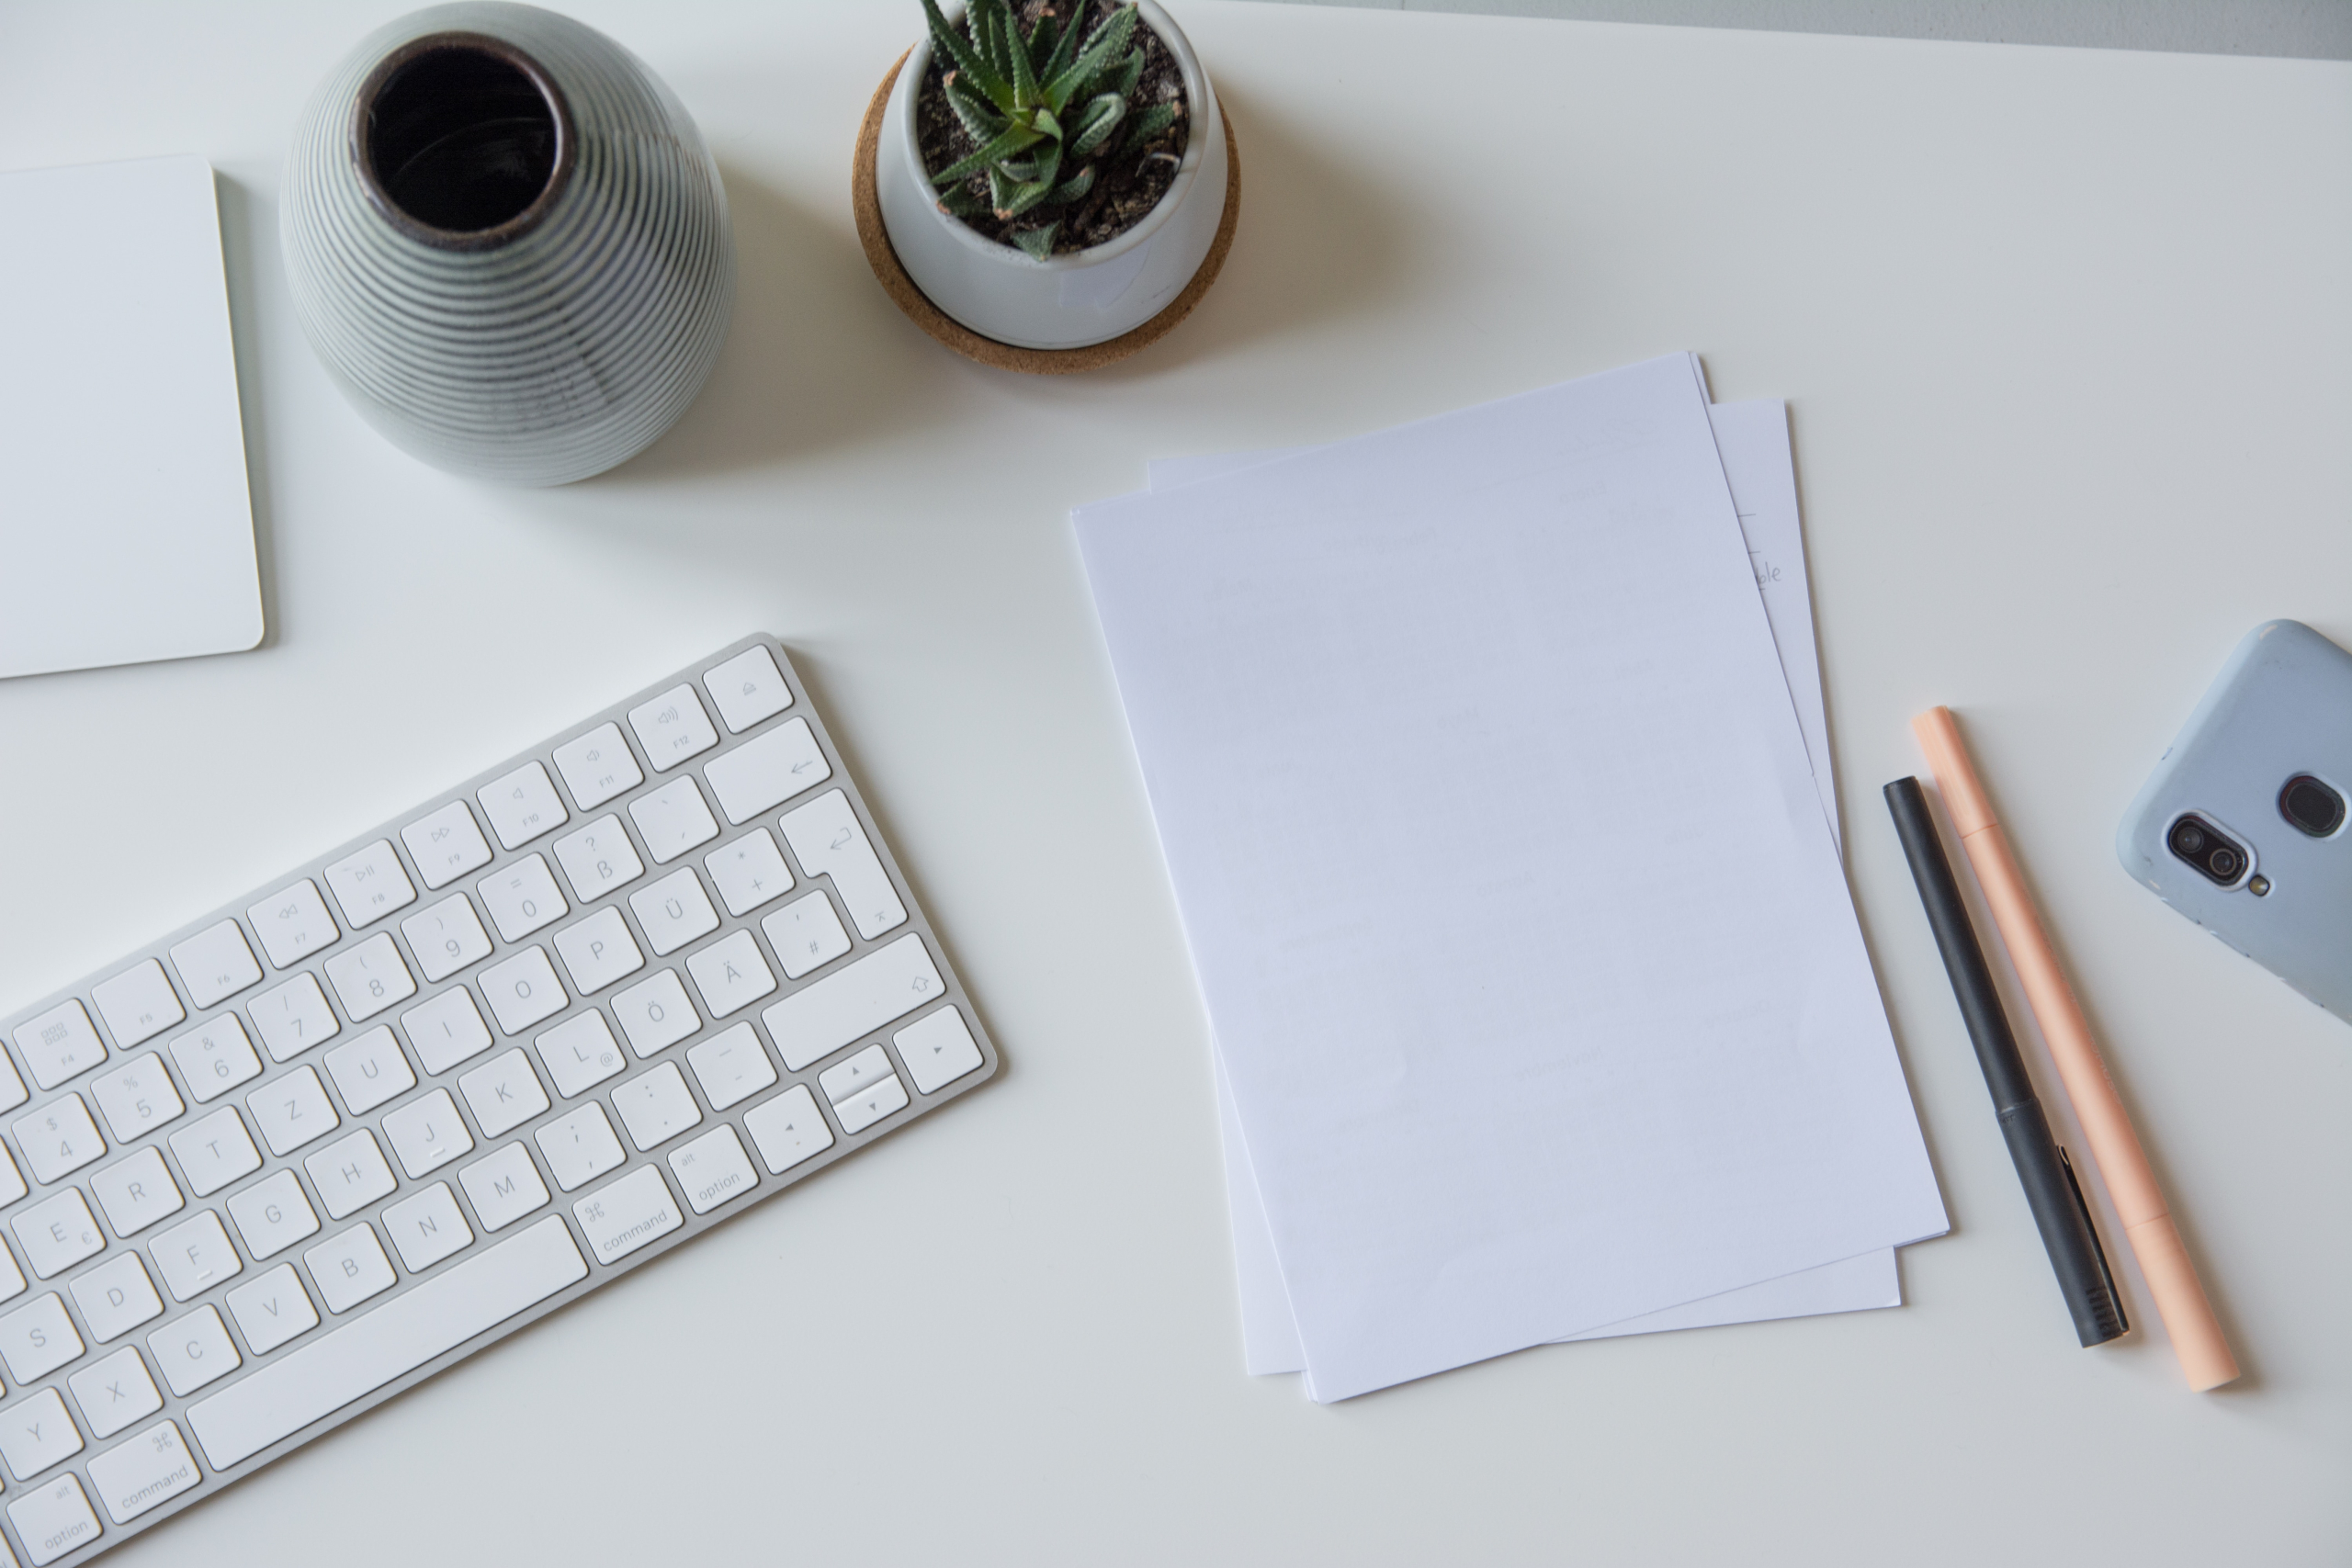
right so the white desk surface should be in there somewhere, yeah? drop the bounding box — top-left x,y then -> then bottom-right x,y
3,4 -> 2346,1563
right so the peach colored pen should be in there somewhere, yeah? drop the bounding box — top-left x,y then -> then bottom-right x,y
1914,706 -> 2238,1390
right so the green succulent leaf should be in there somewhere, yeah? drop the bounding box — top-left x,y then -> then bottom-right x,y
1012,221 -> 1060,260
945,74 -> 1009,141
1101,47 -> 1144,104
932,120 -> 1046,186
935,182 -> 988,219
1069,92 -> 1125,156
1120,100 -> 1177,153
1005,1 -> 1040,101
1043,2 -> 1136,114
973,0 -> 1013,83
1049,164 -> 1096,205
923,0 -> 1012,112
1040,1 -> 1086,84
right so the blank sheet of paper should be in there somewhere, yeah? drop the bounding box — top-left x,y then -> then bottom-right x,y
1077,355 -> 1945,1400
0,155 -> 262,681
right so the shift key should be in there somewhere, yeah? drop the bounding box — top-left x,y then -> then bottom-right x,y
760,934 -> 941,1071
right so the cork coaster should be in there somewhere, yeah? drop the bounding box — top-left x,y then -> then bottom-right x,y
852,51 -> 1240,375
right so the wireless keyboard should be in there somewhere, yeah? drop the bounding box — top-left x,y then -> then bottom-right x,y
0,636 -> 997,1566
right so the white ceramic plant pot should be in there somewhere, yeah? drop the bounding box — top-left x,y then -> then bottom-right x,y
876,0 -> 1227,351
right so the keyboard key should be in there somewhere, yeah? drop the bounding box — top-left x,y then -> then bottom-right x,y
15,1000 -> 107,1090
831,1072 -> 909,1135
400,800 -> 493,891
7,1471 -> 101,1565
0,1387 -> 83,1483
322,1026 -> 414,1115
324,934 -> 414,1023
14,1093 -> 107,1184
760,889 -> 851,981
14,1190 -> 106,1278
479,948 -> 566,1035
0,1294 -> 84,1383
381,1089 -> 472,1179
535,1104 -> 625,1192
552,814 -> 645,903
741,1085 -> 833,1175
304,1225 -> 396,1314
612,969 -> 697,1057
250,972 -> 340,1062
187,1218 -> 584,1471
780,788 -> 907,940
85,1418 -> 201,1525
458,1049 -> 548,1138
225,1170 -> 319,1261
669,1124 -> 758,1214
685,1022 -> 775,1111
0,1144 -> 23,1210
69,1253 -> 163,1343
148,1306 -> 240,1396
704,828 -> 795,917
321,840 -> 416,930
551,906 -> 644,995
383,1183 -> 472,1272
761,933 -> 943,1071
629,868 -> 718,955
168,1013 -> 264,1102
400,987 -> 493,1074
246,879 -> 339,969
551,722 -> 643,812
91,959 -> 184,1050
167,919 -> 262,1010
69,1347 -> 162,1440
478,853 -> 568,943
477,761 -> 569,851
572,1166 -> 682,1265
246,1065 -> 339,1157
150,1212 -> 242,1302
89,1051 -> 185,1144
458,1144 -> 548,1233
304,1130 -> 397,1222
630,775 -> 719,863
704,717 -> 831,824
895,1006 -> 985,1095
90,1146 -> 184,1238
818,1043 -> 895,1107
684,929 -> 775,1019
401,893 -> 492,984
226,1265 -> 316,1355
533,1010 -> 625,1099
612,1063 -> 702,1151
628,684 -> 718,772
703,645 -> 793,732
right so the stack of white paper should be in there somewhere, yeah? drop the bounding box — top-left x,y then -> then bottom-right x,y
1074,355 -> 1947,1402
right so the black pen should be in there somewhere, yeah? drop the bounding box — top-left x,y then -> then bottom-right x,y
1883,776 -> 2128,1348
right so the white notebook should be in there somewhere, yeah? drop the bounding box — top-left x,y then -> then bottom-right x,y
1077,355 -> 1947,1400
0,154 -> 262,680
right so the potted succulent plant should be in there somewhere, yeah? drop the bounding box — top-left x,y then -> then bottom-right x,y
866,0 -> 1234,357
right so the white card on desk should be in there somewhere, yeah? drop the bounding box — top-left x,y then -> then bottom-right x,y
0,154 -> 262,680
1155,397 -> 1893,1382
1077,355 -> 1946,1400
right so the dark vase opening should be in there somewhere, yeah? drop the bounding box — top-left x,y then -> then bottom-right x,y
358,35 -> 571,245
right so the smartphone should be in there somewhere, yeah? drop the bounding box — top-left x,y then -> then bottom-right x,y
2118,619 -> 2352,1023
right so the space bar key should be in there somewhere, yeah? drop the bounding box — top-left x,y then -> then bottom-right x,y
187,1217 -> 588,1470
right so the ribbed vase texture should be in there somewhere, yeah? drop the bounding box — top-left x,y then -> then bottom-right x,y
282,3 -> 734,485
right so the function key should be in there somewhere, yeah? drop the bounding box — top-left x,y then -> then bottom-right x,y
478,761 -> 570,851
14,999 -> 108,1090
321,840 -> 417,931
167,919 -> 263,1012
551,722 -> 643,812
627,684 -> 718,773
92,959 -> 185,1050
246,879 -> 339,969
703,645 -> 793,733
401,801 -> 493,890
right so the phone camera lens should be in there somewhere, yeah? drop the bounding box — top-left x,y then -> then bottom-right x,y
2177,825 -> 2206,854
2279,775 -> 2346,838
2167,813 -> 2250,887
2209,847 -> 2239,879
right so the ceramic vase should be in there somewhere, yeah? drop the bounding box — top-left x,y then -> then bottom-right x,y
281,2 -> 734,486
875,0 -> 1226,351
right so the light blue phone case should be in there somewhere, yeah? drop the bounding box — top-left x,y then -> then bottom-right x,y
2118,619 -> 2352,1024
